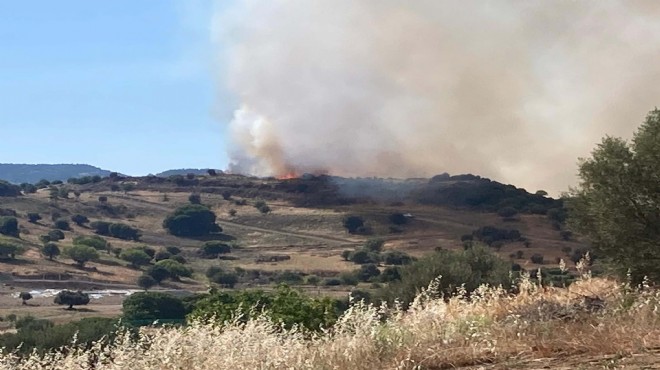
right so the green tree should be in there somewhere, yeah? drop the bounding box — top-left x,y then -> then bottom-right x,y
0,216 -> 19,237
154,259 -> 192,280
0,242 -> 19,260
200,241 -> 231,258
342,215 -> 364,234
27,213 -> 42,223
163,204 -> 221,237
108,223 -> 141,241
53,219 -> 70,230
48,229 -> 65,241
73,235 -> 108,252
188,193 -> 202,204
54,290 -> 90,310
122,292 -> 186,324
65,245 -> 99,267
42,243 -> 61,260
137,274 -> 157,290
18,292 -> 32,305
120,249 -> 152,268
567,109 -> 660,283
70,214 -> 89,226
146,264 -> 170,283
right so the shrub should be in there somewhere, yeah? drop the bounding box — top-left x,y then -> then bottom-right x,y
341,250 -> 352,261
73,235 -> 108,251
356,264 -> 380,282
380,266 -> 402,282
122,292 -> 186,325
559,230 -> 573,241
210,271 -> 239,288
48,229 -> 65,241
54,290 -> 90,309
306,275 -> 320,285
190,286 -> 337,331
350,249 -> 379,264
39,235 -> 51,244
108,223 -> 141,241
27,213 -> 41,223
154,251 -> 172,262
383,250 -> 413,265
200,241 -> 231,258
70,214 -> 89,226
323,278 -> 342,286
222,190 -> 232,200
381,244 -> 511,306
165,246 -> 181,255
339,272 -> 359,286
90,221 -> 111,235
41,243 -> 60,260
54,218 -> 71,231
254,200 -> 271,214
0,180 -> 21,197
530,253 -> 544,264
146,265 -> 170,283
342,215 -> 365,233
388,212 -> 408,225
364,238 -> 385,252
0,242 -> 19,260
137,274 -> 157,290
274,271 -> 304,284
120,249 -> 152,268
65,245 -> 99,267
0,216 -> 19,237
497,206 -> 518,218
188,193 -> 201,204
18,292 -> 32,305
98,196 -> 108,203
163,204 -> 221,237
154,260 -> 192,280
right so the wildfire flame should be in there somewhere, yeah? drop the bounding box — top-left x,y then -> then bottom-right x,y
277,171 -> 299,180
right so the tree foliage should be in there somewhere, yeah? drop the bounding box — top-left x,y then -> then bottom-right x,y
120,249 -> 152,268
42,243 -> 60,260
65,245 -> 99,267
54,290 -> 90,309
163,204 -> 221,237
0,216 -> 19,237
567,108 -> 660,283
122,292 -> 186,325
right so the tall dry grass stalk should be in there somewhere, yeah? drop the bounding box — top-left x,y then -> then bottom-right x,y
1,273 -> 658,369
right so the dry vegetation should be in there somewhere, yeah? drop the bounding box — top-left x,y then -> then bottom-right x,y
0,271 -> 657,369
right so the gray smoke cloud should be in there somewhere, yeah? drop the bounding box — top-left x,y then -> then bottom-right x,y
212,0 -> 660,194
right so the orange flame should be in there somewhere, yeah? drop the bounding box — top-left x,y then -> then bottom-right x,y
277,171 -> 299,180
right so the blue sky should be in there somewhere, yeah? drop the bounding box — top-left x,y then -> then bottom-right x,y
0,1 -> 234,175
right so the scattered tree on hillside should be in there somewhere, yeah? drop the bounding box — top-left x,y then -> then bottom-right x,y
154,260 -> 192,281
0,217 -> 19,237
120,249 -> 152,268
137,275 -> 157,290
0,181 -> 22,197
42,243 -> 60,260
27,213 -> 42,223
54,290 -> 90,310
342,215 -> 364,234
254,200 -> 271,214
70,214 -> 89,226
162,204 -> 221,237
122,292 -> 186,324
73,235 -> 108,252
200,241 -> 231,258
48,229 -> 65,241
567,108 -> 660,284
65,245 -> 99,268
53,219 -> 70,231
18,292 -> 32,305
0,242 -> 19,260
188,193 -> 201,204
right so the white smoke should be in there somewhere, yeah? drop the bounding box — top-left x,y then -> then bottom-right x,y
212,0 -> 660,194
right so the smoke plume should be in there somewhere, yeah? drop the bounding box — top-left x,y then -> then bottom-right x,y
212,0 -> 660,194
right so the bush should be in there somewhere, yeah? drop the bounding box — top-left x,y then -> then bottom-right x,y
154,251 -> 172,262
306,275 -> 320,285
222,191 -> 232,200
90,221 -> 111,235
323,278 -> 342,286
388,212 -> 408,225
254,200 -> 271,214
342,215 -> 365,233
65,245 -> 99,267
163,204 -> 221,237
188,193 -> 201,204
350,249 -> 379,264
120,249 -> 153,268
0,180 -> 21,197
122,292 -> 186,325
497,206 -> 518,218
108,223 -> 141,241
146,265 -> 170,283
48,229 -> 65,241
27,213 -> 41,223
200,241 -> 231,258
209,271 -> 239,288
189,286 -> 338,331
73,235 -> 108,251
19,292 -> 32,305
381,244 -> 512,306
356,264 -> 380,282
41,243 -> 60,260
54,290 -> 90,309
383,250 -> 414,265
274,271 -> 304,284
364,238 -> 385,252
530,253 -> 544,264
339,272 -> 359,286
0,242 -> 20,260
70,214 -> 89,226
154,260 -> 192,280
0,216 -> 19,237
165,246 -> 181,255
380,266 -> 402,282
137,274 -> 157,290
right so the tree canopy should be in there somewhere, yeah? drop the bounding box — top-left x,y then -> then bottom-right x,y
163,204 -> 221,237
567,108 -> 660,283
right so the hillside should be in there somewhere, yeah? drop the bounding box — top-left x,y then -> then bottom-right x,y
0,164 -> 113,184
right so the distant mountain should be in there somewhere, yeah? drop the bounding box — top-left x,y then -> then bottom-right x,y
155,168 -> 220,177
0,164 -> 113,184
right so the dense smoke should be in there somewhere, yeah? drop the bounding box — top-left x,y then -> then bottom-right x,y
212,1 -> 660,194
